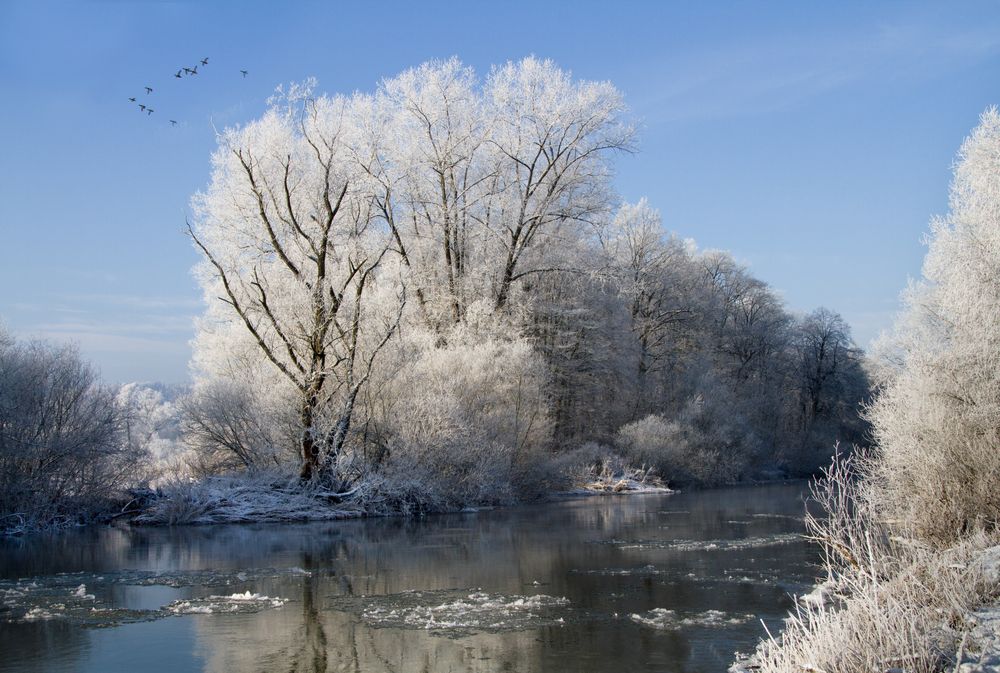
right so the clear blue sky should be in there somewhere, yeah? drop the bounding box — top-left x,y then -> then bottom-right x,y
2,1 -> 998,383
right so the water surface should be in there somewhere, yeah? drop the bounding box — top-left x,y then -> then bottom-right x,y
0,482 -> 819,673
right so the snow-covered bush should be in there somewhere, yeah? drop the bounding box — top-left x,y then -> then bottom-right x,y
374,319 -> 553,506
742,109 -> 1000,673
616,388 -> 758,486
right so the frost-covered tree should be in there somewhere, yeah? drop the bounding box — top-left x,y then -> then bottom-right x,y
190,84 -> 404,483
482,58 -> 633,311
601,200 -> 700,418
868,108 -> 1000,543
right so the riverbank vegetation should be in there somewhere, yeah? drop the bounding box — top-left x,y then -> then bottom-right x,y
741,109 -> 1000,673
0,58 -> 870,535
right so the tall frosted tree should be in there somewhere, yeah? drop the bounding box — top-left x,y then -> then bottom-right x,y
868,108 -> 1000,543
190,87 -> 404,482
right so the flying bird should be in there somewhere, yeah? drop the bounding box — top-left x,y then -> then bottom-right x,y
183,67 -> 195,75
128,97 -> 136,102
145,86 -> 153,94
240,70 -> 248,78
169,119 -> 177,126
138,104 -> 146,111
175,70 -> 183,78
146,108 -> 154,115
200,57 -> 209,65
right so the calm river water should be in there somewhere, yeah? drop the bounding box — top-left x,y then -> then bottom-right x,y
0,482 -> 819,673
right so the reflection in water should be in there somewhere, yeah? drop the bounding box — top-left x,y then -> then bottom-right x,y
0,482 -> 818,673
294,555 -> 327,673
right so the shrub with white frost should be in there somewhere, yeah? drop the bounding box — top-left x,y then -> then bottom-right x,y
375,312 -> 553,506
616,385 -> 757,486
0,329 -> 139,533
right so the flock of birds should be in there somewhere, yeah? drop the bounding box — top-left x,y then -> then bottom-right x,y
129,57 -> 249,126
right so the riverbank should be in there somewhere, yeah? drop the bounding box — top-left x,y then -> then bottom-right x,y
105,462 -> 677,528
729,458 -> 1000,673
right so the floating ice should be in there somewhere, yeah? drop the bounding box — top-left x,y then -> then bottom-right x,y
0,568 -> 305,626
611,533 -> 802,551
572,564 -> 665,576
165,592 -> 286,615
354,589 -> 570,634
23,606 -> 60,621
72,584 -> 95,600
630,608 -> 754,629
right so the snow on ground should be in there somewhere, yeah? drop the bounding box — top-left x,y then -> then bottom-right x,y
957,546 -> 1000,672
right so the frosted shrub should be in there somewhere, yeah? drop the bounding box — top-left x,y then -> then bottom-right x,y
180,379 -> 297,477
617,391 -> 756,486
743,110 -> 1000,673
0,332 -> 138,533
748,454 -> 992,673
377,326 -> 552,506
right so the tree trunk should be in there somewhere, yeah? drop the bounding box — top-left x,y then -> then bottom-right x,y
299,392 -> 320,481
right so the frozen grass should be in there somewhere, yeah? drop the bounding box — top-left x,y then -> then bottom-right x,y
738,455 -> 1000,673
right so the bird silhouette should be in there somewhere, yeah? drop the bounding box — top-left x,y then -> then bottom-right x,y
200,57 -> 209,65
169,119 -> 177,126
146,108 -> 154,115
128,97 -> 136,103
183,67 -> 195,75
175,70 -> 183,78
138,104 -> 146,111
145,86 -> 153,94
189,65 -> 198,75
240,70 -> 248,78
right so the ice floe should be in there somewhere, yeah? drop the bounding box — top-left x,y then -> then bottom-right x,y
165,592 -> 287,615
343,589 -> 570,634
630,608 -> 754,630
608,532 -> 802,551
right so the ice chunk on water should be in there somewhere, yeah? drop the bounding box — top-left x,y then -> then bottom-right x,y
165,592 -> 287,615
612,533 -> 802,551
72,584 -> 95,600
630,608 -> 754,629
23,606 -> 60,621
354,590 -> 570,634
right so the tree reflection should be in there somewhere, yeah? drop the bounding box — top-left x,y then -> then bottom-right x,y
288,553 -> 327,673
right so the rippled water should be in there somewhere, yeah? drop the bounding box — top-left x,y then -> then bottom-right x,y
0,482 -> 819,673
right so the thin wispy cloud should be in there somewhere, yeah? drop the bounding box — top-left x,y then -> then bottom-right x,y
29,315 -> 194,336
634,19 -> 1000,123
28,330 -> 191,355
63,293 -> 202,310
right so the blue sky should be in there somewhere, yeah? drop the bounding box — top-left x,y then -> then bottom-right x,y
1,1 -> 998,383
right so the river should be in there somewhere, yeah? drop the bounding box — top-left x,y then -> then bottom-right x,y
0,482 -> 819,673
